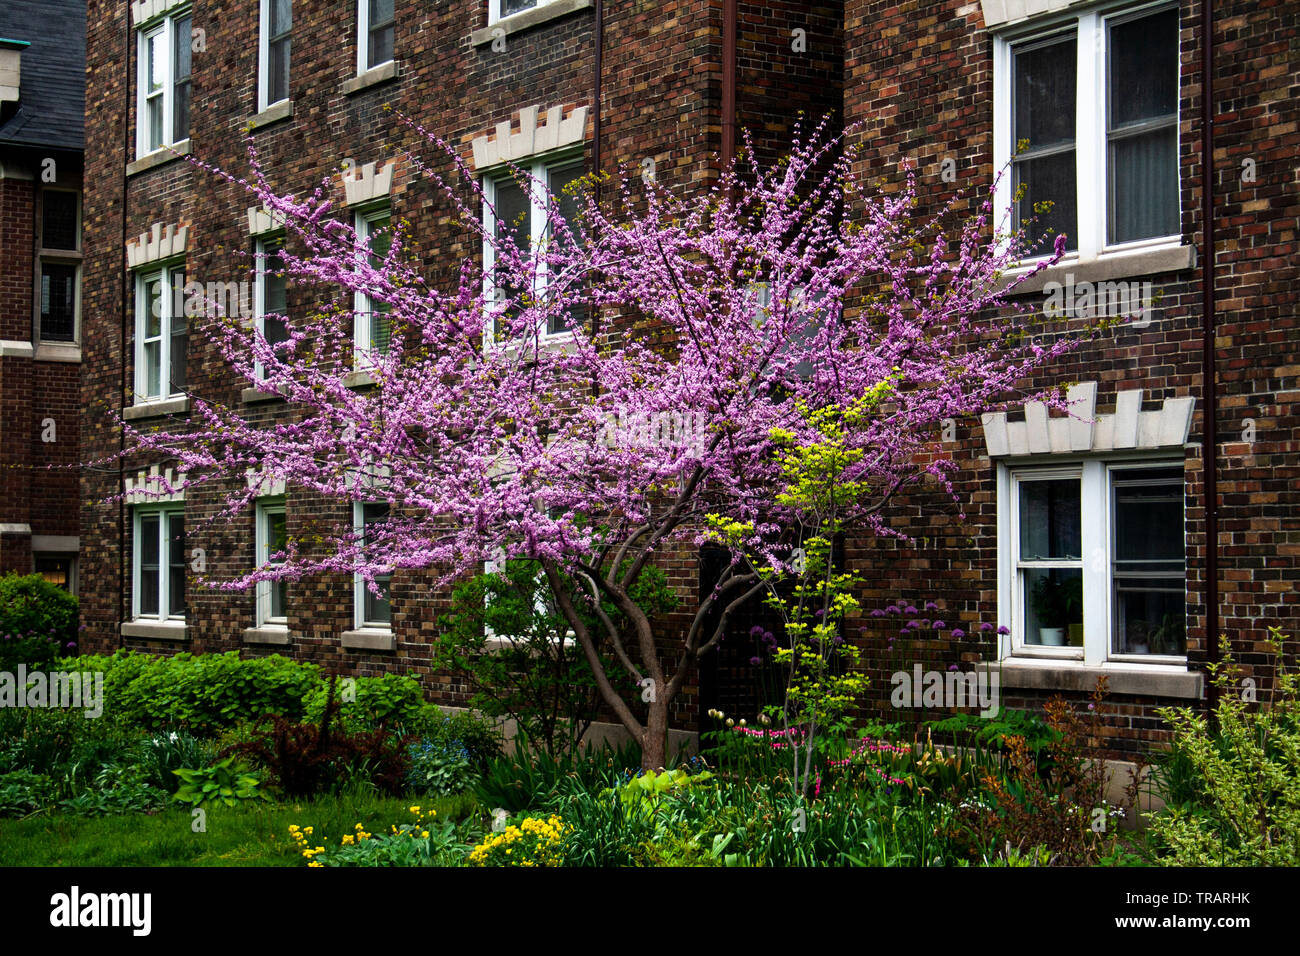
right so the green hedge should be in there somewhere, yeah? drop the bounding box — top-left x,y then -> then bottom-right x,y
59,650 -> 446,736
0,573 -> 78,671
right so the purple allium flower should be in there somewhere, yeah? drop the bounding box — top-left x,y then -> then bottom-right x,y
1087,703 -> 1095,711
886,605 -> 899,615
997,625 -> 1011,635
925,602 -> 938,612
749,656 -> 762,666
948,664 -> 959,671
979,622 -> 994,632
750,625 -> 764,637
933,620 -> 945,629
951,628 -> 965,639
870,608 -> 886,618
904,606 -> 917,615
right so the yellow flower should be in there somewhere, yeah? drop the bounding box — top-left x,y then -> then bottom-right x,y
420,831 -> 429,839
307,861 -> 324,868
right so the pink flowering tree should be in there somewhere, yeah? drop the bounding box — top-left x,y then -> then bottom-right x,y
114,119 -> 1085,772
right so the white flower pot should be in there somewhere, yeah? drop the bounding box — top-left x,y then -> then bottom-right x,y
1038,627 -> 1066,645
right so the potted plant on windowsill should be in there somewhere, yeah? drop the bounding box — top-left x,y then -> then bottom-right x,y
1031,575 -> 1082,646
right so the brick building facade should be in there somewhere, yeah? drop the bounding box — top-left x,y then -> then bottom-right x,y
78,0 -> 1295,759
0,1 -> 84,593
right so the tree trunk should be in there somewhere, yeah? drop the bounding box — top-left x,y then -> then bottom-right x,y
642,695 -> 669,771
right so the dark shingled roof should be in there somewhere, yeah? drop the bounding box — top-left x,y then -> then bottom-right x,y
0,0 -> 85,151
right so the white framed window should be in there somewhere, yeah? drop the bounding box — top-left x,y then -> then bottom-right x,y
33,554 -> 78,597
482,154 -> 586,346
353,500 -> 392,630
37,188 -> 81,344
998,457 -> 1186,665
254,235 -> 289,381
353,205 -> 392,365
357,0 -> 395,74
255,498 -> 288,627
134,262 -> 188,402
136,7 -> 192,158
489,0 -> 562,25
482,554 -> 573,648
133,504 -> 186,621
992,2 -> 1180,262
258,0 -> 292,111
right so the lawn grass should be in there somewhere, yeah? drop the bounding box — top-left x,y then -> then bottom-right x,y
0,791 -> 480,867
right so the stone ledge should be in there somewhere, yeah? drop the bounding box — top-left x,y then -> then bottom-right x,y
243,626 -> 291,646
0,339 -> 34,358
126,140 -> 191,177
33,343 -> 81,363
342,369 -> 378,389
241,385 -> 284,404
992,659 -> 1204,699
1006,244 -> 1196,296
341,629 -> 395,651
120,620 -> 188,641
245,99 -> 293,131
341,60 -> 398,95
471,0 -> 593,46
123,396 -> 190,420
0,523 -> 32,535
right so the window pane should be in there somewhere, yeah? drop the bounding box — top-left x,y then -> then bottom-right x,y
144,278 -> 163,338
266,509 -> 287,619
1112,468 -> 1184,655
1012,37 -> 1077,254
173,79 -> 191,142
170,270 -> 187,391
1110,128 -> 1179,243
139,515 -> 160,616
41,192 -> 79,250
1109,9 -> 1178,129
369,17 -> 394,68
147,96 -> 165,152
1018,478 -> 1081,561
361,503 -> 391,625
270,37 -> 290,103
547,162 -> 587,335
493,179 -> 531,332
365,217 -> 391,352
271,0 -> 292,35
174,17 -> 192,81
370,0 -> 395,24
147,30 -> 166,92
1023,567 -> 1083,646
1013,151 -> 1077,255
504,0 -> 538,14
168,512 -> 186,616
40,263 -> 77,342
1013,38 -> 1076,150
262,240 -> 290,354
145,341 -> 161,396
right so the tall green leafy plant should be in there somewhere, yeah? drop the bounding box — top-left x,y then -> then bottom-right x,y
1147,628 -> 1300,865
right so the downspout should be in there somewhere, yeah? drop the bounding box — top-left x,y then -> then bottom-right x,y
1200,0 -> 1219,716
590,0 -> 603,389
119,9 -> 130,648
721,0 -> 737,174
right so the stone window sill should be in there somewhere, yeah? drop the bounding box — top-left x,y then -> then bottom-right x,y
1005,243 -> 1196,296
990,659 -> 1203,699
241,385 -> 285,404
246,100 -> 293,131
343,368 -> 378,389
34,343 -> 81,363
123,396 -> 190,420
472,0 -> 593,46
126,140 -> 191,177
341,629 -> 394,651
121,620 -> 188,641
243,625 -> 291,645
341,61 -> 398,95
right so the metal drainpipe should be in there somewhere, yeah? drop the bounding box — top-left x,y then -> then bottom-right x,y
590,0 -> 603,395
1200,0 -> 1219,717
118,7 -> 131,649
721,0 -> 737,174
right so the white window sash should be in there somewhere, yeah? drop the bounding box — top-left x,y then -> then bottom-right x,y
481,155 -> 581,351
992,2 -> 1180,266
136,11 -> 190,158
132,505 -> 184,621
999,456 -> 1185,667
254,236 -> 283,381
352,500 -> 392,630
134,263 -> 183,402
255,499 -> 288,626
352,207 -> 390,367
